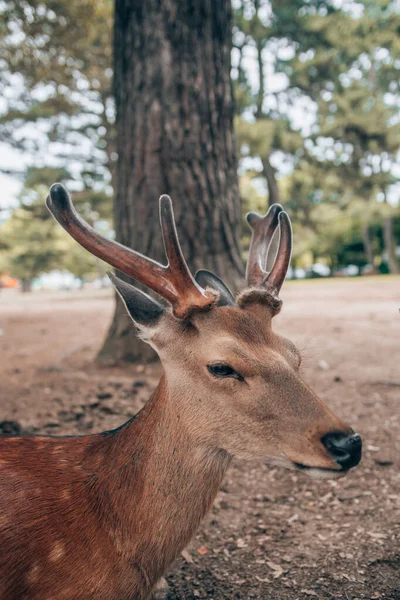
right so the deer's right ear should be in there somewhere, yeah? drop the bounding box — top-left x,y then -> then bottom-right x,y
195,270 -> 235,307
108,272 -> 165,328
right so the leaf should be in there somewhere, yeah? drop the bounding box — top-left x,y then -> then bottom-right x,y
255,575 -> 271,583
266,561 -> 285,578
367,532 -> 387,540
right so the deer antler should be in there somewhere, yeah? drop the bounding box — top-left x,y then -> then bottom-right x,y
246,204 -> 292,296
46,183 -> 216,319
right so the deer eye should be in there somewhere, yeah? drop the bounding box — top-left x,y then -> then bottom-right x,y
207,364 -> 243,381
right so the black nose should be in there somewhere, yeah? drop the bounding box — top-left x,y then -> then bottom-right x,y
322,433 -> 362,470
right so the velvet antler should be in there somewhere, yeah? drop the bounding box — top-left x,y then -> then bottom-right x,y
246,204 -> 292,296
46,184 -> 216,319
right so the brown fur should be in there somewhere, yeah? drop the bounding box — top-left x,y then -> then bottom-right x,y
0,303 -> 354,599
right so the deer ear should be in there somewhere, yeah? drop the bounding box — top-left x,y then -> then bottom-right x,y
108,272 -> 165,327
195,270 -> 235,307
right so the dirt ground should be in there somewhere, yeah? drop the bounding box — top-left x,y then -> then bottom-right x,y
0,278 -> 399,600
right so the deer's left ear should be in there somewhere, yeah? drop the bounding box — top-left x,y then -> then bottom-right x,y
108,272 -> 165,328
195,270 -> 235,307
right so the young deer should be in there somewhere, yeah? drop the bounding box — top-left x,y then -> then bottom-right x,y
0,183 -> 362,600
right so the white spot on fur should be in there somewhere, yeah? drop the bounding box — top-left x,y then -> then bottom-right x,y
49,541 -> 65,562
27,563 -> 40,583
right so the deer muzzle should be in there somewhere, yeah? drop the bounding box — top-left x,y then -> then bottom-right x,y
321,432 -> 362,471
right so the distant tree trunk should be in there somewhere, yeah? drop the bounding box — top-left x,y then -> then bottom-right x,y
255,38 -> 264,119
21,279 -> 32,293
98,0 -> 243,364
261,156 -> 280,271
383,217 -> 399,274
362,224 -> 374,267
262,156 -> 280,207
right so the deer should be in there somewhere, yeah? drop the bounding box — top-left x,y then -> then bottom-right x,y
0,183 -> 362,600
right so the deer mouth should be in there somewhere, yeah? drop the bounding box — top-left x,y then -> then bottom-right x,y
266,456 -> 348,479
293,463 -> 347,480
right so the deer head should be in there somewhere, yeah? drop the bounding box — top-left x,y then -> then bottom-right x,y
47,184 -> 362,478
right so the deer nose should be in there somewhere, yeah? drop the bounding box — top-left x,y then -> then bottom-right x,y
322,433 -> 362,470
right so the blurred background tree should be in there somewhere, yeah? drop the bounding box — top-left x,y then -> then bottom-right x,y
0,0 -> 399,362
0,0 -> 114,190
0,199 -> 61,292
232,0 -> 400,271
0,167 -> 110,290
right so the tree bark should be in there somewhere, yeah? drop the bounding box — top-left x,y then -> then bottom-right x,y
383,217 -> 399,274
362,224 -> 374,267
261,156 -> 280,271
98,0 -> 243,364
261,156 -> 280,207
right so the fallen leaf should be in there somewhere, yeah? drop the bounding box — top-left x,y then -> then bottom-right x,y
255,575 -> 271,583
367,444 -> 380,452
197,545 -> 209,556
267,561 -> 284,578
318,360 -> 329,370
367,532 -> 387,540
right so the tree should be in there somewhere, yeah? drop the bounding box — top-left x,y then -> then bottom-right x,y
0,167 -> 112,288
233,1 -> 292,219
0,208 -> 58,291
233,0 -> 400,272
278,0 -> 400,271
0,0 -> 114,190
232,0 -> 347,268
99,0 -> 243,363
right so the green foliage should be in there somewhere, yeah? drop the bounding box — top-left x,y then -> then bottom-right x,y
0,198 -> 108,283
0,1 -> 116,283
233,0 -> 400,270
0,0 -> 114,187
0,201 -> 62,281
0,167 -> 111,282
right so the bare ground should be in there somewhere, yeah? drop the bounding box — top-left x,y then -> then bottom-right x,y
0,278 -> 399,600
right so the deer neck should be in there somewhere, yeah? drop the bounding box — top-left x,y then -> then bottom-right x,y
88,375 -> 231,588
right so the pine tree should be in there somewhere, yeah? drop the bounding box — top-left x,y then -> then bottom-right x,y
233,0 -> 400,271
0,167 -> 111,288
0,0 -> 114,189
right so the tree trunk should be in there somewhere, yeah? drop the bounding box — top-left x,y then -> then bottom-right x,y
21,279 -> 32,293
362,224 -> 374,267
98,0 -> 243,364
261,157 -> 280,207
261,156 -> 280,271
383,217 -> 399,274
